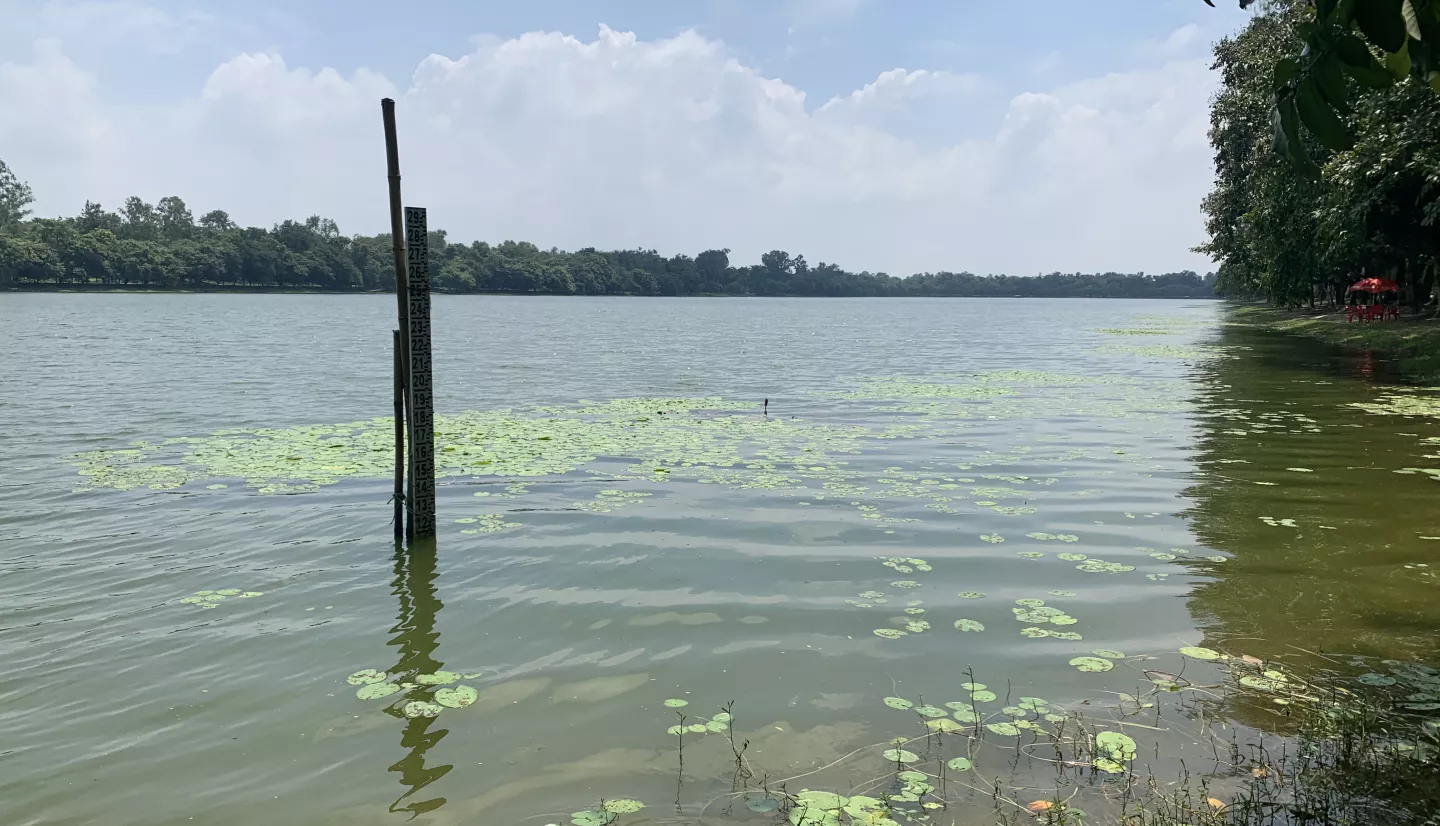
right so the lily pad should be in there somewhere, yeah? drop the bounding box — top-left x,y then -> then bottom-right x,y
953,619 -> 985,632
347,669 -> 387,686
1069,656 -> 1115,673
1050,631 -> 1083,640
435,685 -> 479,708
356,682 -> 401,701
1016,598 -> 1046,608
882,749 -> 920,763
1020,627 -> 1050,638
571,810 -> 617,826
986,722 -> 1021,736
402,700 -> 442,718
883,696 -> 914,710
926,718 -> 964,734
1358,673 -> 1397,686
914,704 -> 948,718
971,689 -> 998,702
1057,552 -> 1088,561
662,698 -> 689,708
874,628 -> 907,639
795,791 -> 848,810
415,671 -> 460,685
1091,649 -> 1125,659
1047,590 -> 1078,597
961,682 -> 987,691
957,591 -> 987,599
949,705 -> 980,723
602,799 -> 644,814
1179,647 -> 1221,661
946,757 -> 972,771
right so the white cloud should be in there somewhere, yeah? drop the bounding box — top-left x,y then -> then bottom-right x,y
0,17 -> 1221,275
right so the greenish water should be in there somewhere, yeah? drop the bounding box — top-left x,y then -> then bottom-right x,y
1,295 -> 1437,826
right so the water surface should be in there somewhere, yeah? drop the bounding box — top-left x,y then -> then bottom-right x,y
1,295 -> 1437,825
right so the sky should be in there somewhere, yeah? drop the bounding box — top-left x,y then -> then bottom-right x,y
0,0 -> 1259,276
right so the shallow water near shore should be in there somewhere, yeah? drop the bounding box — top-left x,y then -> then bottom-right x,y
1,295 -> 1437,825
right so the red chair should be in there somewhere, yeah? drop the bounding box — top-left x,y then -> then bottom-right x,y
1386,304 -> 1400,320
1365,304 -> 1385,322
1346,305 -> 1363,322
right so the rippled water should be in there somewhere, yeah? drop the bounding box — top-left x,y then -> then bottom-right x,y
1,295 -> 1437,826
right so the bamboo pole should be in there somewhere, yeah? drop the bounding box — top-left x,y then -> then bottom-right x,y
392,328 -> 404,539
382,98 -> 411,534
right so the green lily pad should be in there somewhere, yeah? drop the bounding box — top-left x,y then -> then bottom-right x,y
1179,647 -> 1221,661
415,671 -> 460,685
961,682 -> 986,691
711,711 -> 732,723
602,799 -> 644,814
914,704 -> 948,718
1093,758 -> 1127,774
957,591 -> 987,599
882,749 -> 920,763
1050,631 -> 1083,640
356,682 -> 401,701
663,698 -> 689,708
883,696 -> 914,710
1091,649 -> 1125,659
986,722 -> 1021,736
926,718 -> 964,734
1096,729 -> 1136,755
874,628 -> 907,639
347,669 -> 387,686
435,685 -> 479,708
1069,656 -> 1114,673
402,700 -> 442,718
980,534 -> 1004,543
1016,598 -> 1046,608
571,809 -> 616,826
946,757 -> 972,771
1020,627 -> 1050,638
954,619 -> 985,632
1239,675 -> 1285,692
1057,552 -> 1088,561
971,690 -> 997,702
1047,590 -> 1078,597
796,791 -> 848,810
1358,673 -> 1397,687
1049,615 -> 1078,626
949,705 -> 980,723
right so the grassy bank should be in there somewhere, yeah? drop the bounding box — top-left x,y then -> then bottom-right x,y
1230,304 -> 1440,384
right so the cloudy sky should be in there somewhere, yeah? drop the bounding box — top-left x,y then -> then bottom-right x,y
0,0 -> 1258,275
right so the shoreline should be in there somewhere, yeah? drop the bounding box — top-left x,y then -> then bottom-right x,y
1229,303 -> 1440,384
2,284 -> 1221,299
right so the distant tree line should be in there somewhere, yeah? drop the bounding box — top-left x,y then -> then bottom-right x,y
0,161 -> 1216,298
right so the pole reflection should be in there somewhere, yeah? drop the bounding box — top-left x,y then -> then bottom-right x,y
384,537 -> 452,817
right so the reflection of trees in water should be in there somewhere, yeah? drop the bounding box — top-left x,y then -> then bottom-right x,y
1179,322 -> 1440,672
385,538 -> 453,816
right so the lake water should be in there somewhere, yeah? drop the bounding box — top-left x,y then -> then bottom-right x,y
1,295 -> 1438,826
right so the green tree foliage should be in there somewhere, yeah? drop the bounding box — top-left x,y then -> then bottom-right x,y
1212,0 -> 1440,171
1200,0 -> 1440,307
0,158 -> 1215,297
0,158 -> 35,228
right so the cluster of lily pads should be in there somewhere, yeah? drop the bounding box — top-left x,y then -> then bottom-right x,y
565,798 -> 645,826
455,513 -> 522,534
177,588 -> 262,609
347,669 -> 484,717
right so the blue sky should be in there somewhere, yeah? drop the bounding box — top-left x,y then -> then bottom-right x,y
0,0 -> 1258,275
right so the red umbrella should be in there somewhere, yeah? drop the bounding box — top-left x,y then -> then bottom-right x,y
1347,277 -> 1399,293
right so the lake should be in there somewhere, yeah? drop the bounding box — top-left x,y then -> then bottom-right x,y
2,295 -> 1438,826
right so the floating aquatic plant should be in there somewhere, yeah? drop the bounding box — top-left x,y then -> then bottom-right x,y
1179,646 -> 1222,661
953,619 -> 984,632
435,686 -> 478,708
1070,656 -> 1115,673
